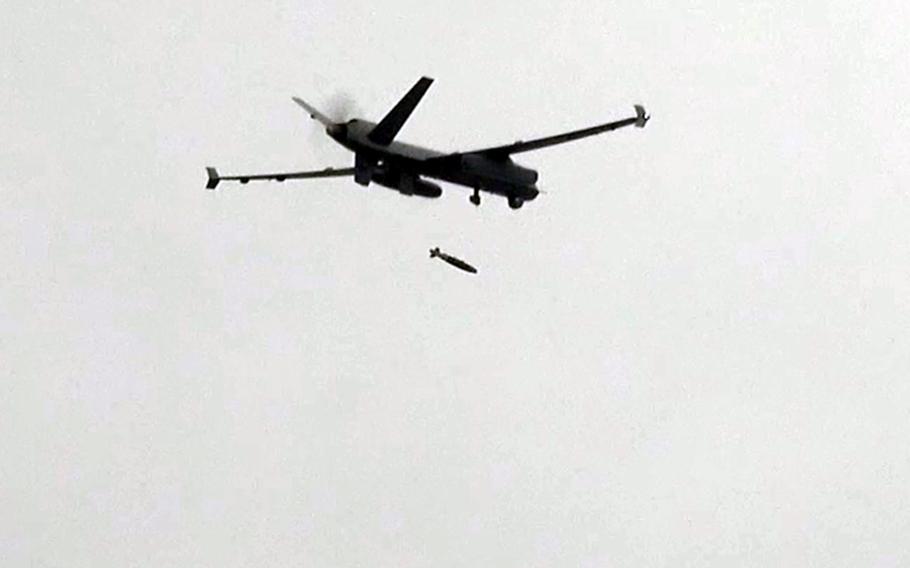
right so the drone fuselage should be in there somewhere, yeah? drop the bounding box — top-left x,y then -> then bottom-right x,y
330,119 -> 540,204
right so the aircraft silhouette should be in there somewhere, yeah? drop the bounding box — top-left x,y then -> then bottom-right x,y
206,77 -> 649,210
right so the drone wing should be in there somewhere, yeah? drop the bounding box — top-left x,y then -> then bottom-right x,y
446,105 -> 649,160
205,166 -> 355,189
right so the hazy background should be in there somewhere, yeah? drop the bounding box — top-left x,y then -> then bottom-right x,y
3,1 -> 909,565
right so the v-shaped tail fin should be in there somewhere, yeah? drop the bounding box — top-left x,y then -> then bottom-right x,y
367,77 -> 434,145
291,96 -> 334,127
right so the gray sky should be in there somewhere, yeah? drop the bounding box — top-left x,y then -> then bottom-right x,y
3,1 -> 909,565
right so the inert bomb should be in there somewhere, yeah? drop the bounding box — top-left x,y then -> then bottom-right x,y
429,247 -> 477,274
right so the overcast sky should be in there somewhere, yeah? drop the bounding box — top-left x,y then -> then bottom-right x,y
3,1 -> 910,566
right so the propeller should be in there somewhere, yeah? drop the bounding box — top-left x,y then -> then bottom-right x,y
325,92 -> 360,124
293,92 -> 361,145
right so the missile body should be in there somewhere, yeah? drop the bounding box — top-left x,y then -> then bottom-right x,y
430,247 -> 477,274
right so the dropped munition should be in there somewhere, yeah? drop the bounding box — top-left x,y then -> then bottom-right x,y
429,247 -> 477,274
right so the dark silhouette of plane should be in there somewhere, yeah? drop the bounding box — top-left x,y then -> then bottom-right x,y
206,77 -> 649,210
430,247 -> 477,274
